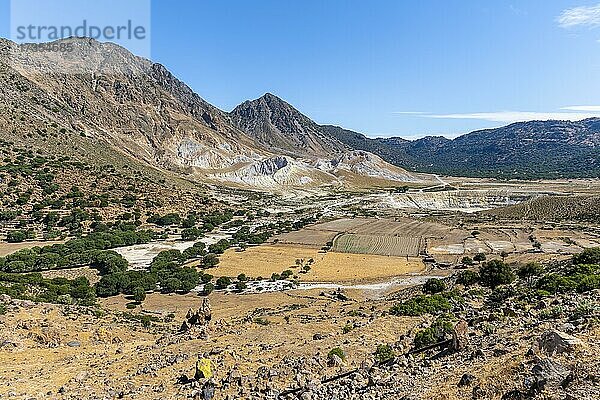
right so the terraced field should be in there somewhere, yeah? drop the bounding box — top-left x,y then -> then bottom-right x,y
348,218 -> 456,238
308,218 -> 371,232
271,229 -> 338,247
333,234 -> 422,257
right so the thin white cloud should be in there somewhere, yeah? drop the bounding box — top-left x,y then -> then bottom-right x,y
426,111 -> 600,123
558,3 -> 600,28
561,105 -> 600,111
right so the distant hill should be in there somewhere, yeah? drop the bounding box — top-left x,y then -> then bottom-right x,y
324,120 -> 600,179
231,93 -> 349,157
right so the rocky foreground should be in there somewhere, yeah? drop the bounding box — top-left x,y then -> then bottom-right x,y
0,258 -> 599,400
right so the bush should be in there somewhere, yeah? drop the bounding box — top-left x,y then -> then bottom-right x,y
488,286 -> 517,303
235,281 -> 247,292
413,317 -> 454,349
254,317 -> 270,326
374,344 -> 395,363
478,260 -> 515,289
95,273 -> 129,297
390,294 -> 452,316
473,253 -> 486,263
573,248 -> 600,265
201,254 -> 219,268
216,276 -> 232,289
202,282 -> 215,296
342,323 -> 354,334
423,278 -> 446,294
461,256 -> 474,266
6,230 -> 32,243
539,306 -> 564,320
518,262 -> 544,278
328,347 -> 345,361
537,273 -> 577,294
132,286 -> 146,303
181,227 -> 202,241
456,270 -> 479,286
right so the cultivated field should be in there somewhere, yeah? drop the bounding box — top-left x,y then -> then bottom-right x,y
210,244 -> 323,280
305,252 -> 426,283
348,218 -> 456,238
333,234 -> 422,257
270,229 -> 338,247
208,242 -> 427,284
308,218 -> 372,232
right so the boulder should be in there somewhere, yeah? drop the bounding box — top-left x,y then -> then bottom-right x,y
458,373 -> 476,387
327,354 -> 344,368
451,320 -> 469,352
537,330 -> 583,355
195,358 -> 213,380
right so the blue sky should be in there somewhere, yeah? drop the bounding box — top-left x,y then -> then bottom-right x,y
2,1 -> 600,139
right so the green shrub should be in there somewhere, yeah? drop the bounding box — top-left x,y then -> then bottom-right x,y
517,262 -> 544,278
478,260 -> 515,288
572,301 -> 599,320
216,276 -> 232,289
202,282 -> 215,296
342,323 -> 354,334
254,317 -> 270,326
181,227 -> 202,241
539,306 -> 564,320
235,281 -> 247,291
537,273 -> 576,294
488,286 -> 517,303
6,230 -> 31,243
456,270 -> 479,286
390,294 -> 452,316
423,278 -> 446,294
374,344 -> 395,363
132,286 -> 146,303
328,347 -> 345,361
473,253 -> 486,263
413,317 -> 454,349
573,248 -> 600,265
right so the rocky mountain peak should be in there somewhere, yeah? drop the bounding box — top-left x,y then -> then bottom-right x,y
230,93 -> 348,157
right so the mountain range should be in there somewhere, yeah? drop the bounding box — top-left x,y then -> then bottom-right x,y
1,37 -> 599,191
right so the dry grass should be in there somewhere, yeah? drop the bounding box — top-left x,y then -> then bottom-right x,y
0,240 -> 66,257
270,229 -> 338,247
210,243 -> 425,283
304,252 -> 426,283
210,244 -> 324,279
309,218 -> 372,232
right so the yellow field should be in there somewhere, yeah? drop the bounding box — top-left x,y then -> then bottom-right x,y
209,244 -> 324,279
305,252 -> 426,283
208,244 -> 426,283
0,240 -> 65,257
